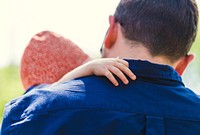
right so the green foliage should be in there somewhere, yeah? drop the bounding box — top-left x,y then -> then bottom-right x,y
191,24 -> 200,54
0,65 -> 24,122
190,24 -> 200,74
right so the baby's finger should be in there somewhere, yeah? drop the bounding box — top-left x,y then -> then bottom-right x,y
115,63 -> 136,80
109,66 -> 129,85
116,58 -> 129,67
104,71 -> 119,86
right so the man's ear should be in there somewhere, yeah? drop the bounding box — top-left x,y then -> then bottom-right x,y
104,15 -> 118,49
175,54 -> 194,76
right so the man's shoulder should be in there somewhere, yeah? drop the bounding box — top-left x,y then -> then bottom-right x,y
3,76 -> 109,120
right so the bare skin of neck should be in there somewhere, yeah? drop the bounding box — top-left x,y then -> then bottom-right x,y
103,24 -> 179,68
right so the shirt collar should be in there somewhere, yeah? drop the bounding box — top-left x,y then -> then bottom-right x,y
125,59 -> 184,86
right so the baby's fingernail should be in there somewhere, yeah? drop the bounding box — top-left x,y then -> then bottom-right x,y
131,75 -> 136,80
115,83 -> 119,86
124,80 -> 129,84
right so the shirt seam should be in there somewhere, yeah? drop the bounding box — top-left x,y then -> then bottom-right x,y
19,106 -> 200,122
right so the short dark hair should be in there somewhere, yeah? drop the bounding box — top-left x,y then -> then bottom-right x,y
114,0 -> 199,62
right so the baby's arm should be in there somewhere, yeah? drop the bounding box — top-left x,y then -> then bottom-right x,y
56,58 -> 136,86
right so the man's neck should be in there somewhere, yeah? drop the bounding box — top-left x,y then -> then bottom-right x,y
103,25 -> 179,68
109,41 -> 178,68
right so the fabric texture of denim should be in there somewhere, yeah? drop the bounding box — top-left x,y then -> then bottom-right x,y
2,60 -> 200,135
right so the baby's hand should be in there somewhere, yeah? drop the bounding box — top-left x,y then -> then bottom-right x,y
86,58 -> 136,86
56,58 -> 136,86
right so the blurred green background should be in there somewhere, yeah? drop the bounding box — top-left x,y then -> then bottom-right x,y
0,65 -> 24,122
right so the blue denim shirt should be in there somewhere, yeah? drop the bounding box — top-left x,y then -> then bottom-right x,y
2,60 -> 200,135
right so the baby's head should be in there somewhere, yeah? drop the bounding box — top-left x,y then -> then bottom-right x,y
20,31 -> 89,90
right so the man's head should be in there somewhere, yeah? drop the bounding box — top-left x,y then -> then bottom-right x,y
20,31 -> 89,90
101,0 -> 198,75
